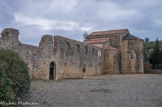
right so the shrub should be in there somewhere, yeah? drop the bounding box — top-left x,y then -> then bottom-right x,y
0,49 -> 30,103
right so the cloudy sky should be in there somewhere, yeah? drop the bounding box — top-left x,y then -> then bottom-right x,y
0,0 -> 162,45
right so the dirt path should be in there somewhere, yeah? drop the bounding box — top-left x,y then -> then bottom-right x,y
23,74 -> 162,107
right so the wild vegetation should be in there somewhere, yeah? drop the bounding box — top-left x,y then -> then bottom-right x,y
144,38 -> 162,69
0,49 -> 30,104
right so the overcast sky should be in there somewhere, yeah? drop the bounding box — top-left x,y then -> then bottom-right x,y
0,0 -> 162,45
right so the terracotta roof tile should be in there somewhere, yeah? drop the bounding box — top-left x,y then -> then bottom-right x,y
84,38 -> 108,44
88,29 -> 128,36
104,45 -> 119,51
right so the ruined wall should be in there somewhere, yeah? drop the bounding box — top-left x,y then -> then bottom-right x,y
54,36 -> 103,79
0,28 -> 56,79
0,28 -> 103,80
0,28 -> 143,79
121,39 -> 144,73
104,49 -> 120,74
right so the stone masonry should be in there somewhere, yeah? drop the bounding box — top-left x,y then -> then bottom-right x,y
0,28 -> 144,80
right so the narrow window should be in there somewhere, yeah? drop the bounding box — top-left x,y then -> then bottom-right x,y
64,63 -> 66,68
92,48 -> 95,56
85,46 -> 88,55
98,51 -> 101,56
66,41 -> 70,51
82,64 -> 86,73
91,64 -> 93,67
131,50 -> 133,59
76,44 -> 80,53
84,64 -> 86,69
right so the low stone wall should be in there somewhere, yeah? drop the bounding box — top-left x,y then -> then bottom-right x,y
144,64 -> 152,69
144,69 -> 162,74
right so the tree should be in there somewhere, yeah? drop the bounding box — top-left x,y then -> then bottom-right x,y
83,31 -> 88,40
149,38 -> 161,69
145,38 -> 150,43
144,52 -> 149,62
144,38 -> 151,62
159,51 -> 162,64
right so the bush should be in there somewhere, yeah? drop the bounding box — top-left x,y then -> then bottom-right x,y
0,49 -> 30,103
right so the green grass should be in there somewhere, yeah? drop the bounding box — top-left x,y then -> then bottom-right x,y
90,89 -> 112,93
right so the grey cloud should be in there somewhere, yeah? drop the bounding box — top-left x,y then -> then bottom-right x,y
0,1 -> 14,25
0,0 -> 162,45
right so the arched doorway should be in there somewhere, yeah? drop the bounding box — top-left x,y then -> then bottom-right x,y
49,62 -> 56,80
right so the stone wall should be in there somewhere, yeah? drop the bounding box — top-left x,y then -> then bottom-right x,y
109,34 -> 122,50
0,28 -> 55,79
104,49 -> 120,74
144,63 -> 152,69
0,28 -> 103,80
54,36 -> 103,79
121,39 -> 144,73
144,69 -> 162,74
0,28 -> 144,80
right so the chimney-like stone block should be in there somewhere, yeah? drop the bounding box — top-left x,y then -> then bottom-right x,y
1,28 -> 19,40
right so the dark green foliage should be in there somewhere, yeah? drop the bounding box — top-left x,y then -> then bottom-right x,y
144,38 -> 162,63
145,38 -> 150,43
159,51 -> 162,64
0,49 -> 30,103
144,52 -> 149,62
149,39 -> 162,69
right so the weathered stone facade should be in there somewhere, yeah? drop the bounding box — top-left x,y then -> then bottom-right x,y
0,28 -> 144,80
85,29 -> 144,74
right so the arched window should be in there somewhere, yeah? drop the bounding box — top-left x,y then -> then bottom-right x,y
64,62 -> 67,68
65,41 -> 70,51
98,51 -> 101,56
131,50 -> 133,59
76,44 -> 80,53
85,46 -> 88,55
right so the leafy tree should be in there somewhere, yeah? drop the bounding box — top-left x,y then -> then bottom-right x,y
144,37 -> 162,63
83,31 -> 88,40
160,51 -> 162,64
149,38 -> 161,69
144,52 -> 149,62
145,38 -> 150,43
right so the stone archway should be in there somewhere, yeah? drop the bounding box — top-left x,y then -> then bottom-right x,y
49,62 -> 56,80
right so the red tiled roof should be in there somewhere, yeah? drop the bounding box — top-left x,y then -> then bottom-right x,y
84,38 -> 108,44
88,29 -> 128,36
104,45 -> 119,51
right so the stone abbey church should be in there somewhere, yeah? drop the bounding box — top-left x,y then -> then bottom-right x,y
0,28 -> 144,80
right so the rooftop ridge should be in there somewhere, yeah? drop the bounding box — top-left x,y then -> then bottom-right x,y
92,29 -> 128,33
88,29 -> 128,36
